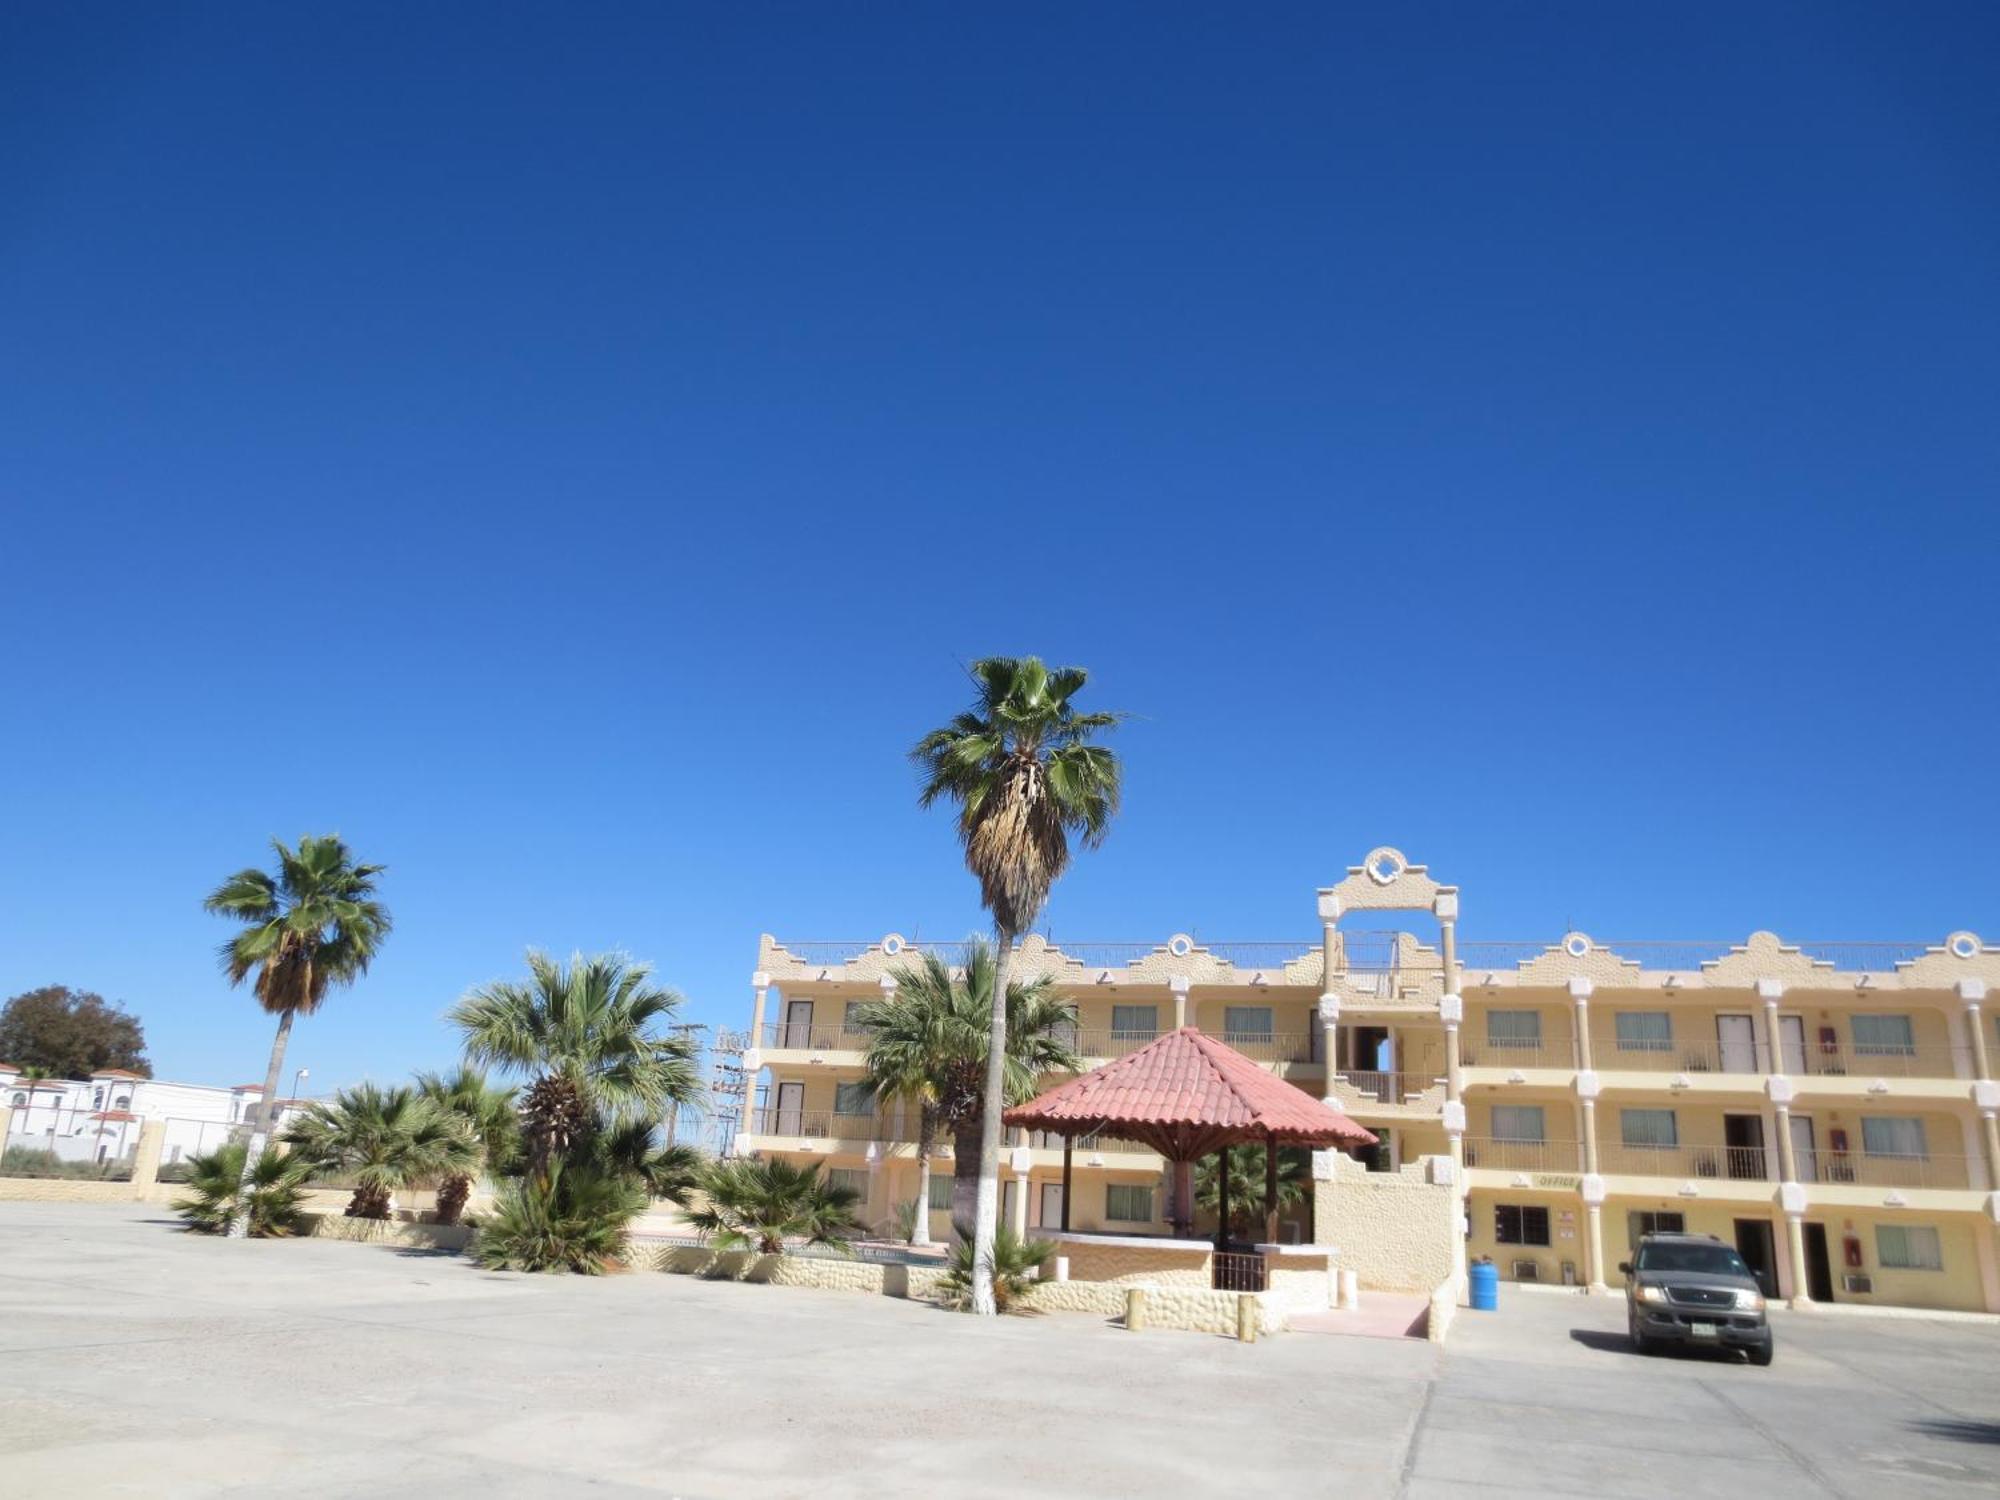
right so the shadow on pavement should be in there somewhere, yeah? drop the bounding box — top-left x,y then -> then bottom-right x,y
1907,1418 -> 2000,1446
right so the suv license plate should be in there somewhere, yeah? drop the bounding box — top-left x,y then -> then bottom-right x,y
1689,1322 -> 1719,1339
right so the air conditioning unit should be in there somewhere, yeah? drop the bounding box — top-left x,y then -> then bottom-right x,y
1513,1259 -> 1541,1282
1842,1273 -> 1873,1295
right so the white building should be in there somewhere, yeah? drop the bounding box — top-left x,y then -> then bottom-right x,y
0,1062 -> 311,1170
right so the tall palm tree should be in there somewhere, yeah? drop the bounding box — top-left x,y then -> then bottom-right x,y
415,1066 -> 520,1226
281,1083 -> 479,1219
204,835 -> 391,1238
447,951 -> 702,1176
854,941 -> 1082,1245
1194,1142 -> 1312,1239
911,656 -> 1121,1314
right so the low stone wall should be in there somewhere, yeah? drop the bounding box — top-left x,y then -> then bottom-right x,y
0,1176 -> 149,1204
1312,1155 -> 1457,1293
635,1243 -> 950,1299
301,1214 -> 475,1251
1426,1277 -> 1457,1344
1049,1234 -> 1213,1287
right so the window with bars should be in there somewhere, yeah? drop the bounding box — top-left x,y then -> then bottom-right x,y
1620,1109 -> 1679,1148
1494,1204 -> 1550,1246
1614,1012 -> 1674,1052
1490,1105 -> 1546,1143
1223,1006 -> 1273,1043
1110,1005 -> 1158,1042
1876,1224 -> 1943,1271
1628,1210 -> 1685,1240
1851,1014 -> 1916,1056
1485,1011 -> 1543,1050
1105,1183 -> 1154,1222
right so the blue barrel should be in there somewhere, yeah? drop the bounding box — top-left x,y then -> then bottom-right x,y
1469,1260 -> 1499,1311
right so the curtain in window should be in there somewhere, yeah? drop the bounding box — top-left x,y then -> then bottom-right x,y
1851,1015 -> 1916,1055
1614,1012 -> 1673,1052
1106,1184 -> 1153,1221
927,1173 -> 953,1210
1491,1105 -> 1546,1142
1111,1005 -> 1158,1041
1876,1224 -> 1943,1271
833,1081 -> 874,1116
1223,1006 -> 1274,1041
1861,1117 -> 1928,1158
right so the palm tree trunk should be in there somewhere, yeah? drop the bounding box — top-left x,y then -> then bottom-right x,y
951,1122 -> 982,1233
910,1152 -> 933,1247
226,1008 -> 295,1239
970,926 -> 1013,1316
435,1172 -> 472,1226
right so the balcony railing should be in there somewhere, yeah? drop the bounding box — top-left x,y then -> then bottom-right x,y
1460,1040 -> 1580,1069
1597,1143 -> 1771,1181
1782,1045 -> 1971,1081
1461,1137 -> 1583,1173
742,1108 -> 890,1142
1335,1070 -> 1444,1105
1021,1130 -> 1154,1155
1799,1151 -> 1975,1191
1588,1040 -> 1971,1080
761,1022 -> 871,1052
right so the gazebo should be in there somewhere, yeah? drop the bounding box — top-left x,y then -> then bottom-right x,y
1003,1027 -> 1377,1248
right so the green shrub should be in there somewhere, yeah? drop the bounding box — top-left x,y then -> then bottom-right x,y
1,1145 -> 131,1180
174,1141 -> 309,1237
936,1220 -> 1053,1313
474,1164 -> 648,1274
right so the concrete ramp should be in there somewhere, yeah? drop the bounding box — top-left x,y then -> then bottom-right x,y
1288,1292 -> 1430,1339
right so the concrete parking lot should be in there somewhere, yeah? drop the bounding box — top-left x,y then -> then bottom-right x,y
1,1204 -> 1995,1498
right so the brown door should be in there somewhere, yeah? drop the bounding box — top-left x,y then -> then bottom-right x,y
1801,1221 -> 1836,1302
1733,1219 -> 1778,1298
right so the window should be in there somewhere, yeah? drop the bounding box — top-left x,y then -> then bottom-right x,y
1620,1109 -> 1679,1148
833,1081 -> 874,1116
114,1095 -> 130,1110
1851,1014 -> 1916,1056
842,1001 -> 871,1037
1490,1105 -> 1546,1143
1105,1183 -> 1154,1223
1861,1117 -> 1928,1158
927,1173 -> 952,1211
7,1092 -> 21,1108
1223,1006 -> 1273,1043
92,1088 -> 105,1108
828,1168 -> 868,1200
1494,1204 -> 1550,1246
1614,1012 -> 1673,1052
1876,1224 -> 1943,1271
1110,1005 -> 1158,1042
1485,1011 -> 1543,1050
1629,1210 -> 1685,1240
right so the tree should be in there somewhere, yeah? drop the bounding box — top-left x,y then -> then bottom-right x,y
475,1162 -> 650,1274
173,1140 -> 309,1238
937,1220 -> 1054,1313
0,986 -> 150,1079
688,1157 -> 865,1256
281,1083 -> 479,1220
447,951 -> 703,1177
1193,1143 -> 1312,1240
415,1066 -> 520,1226
854,941 -> 1082,1242
204,835 -> 391,1238
910,656 -> 1121,1314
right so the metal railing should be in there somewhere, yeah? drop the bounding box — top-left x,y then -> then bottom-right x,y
1335,1070 -> 1445,1105
761,1022 -> 872,1052
1211,1250 -> 1267,1292
1784,1044 -> 1971,1081
1460,1137 -> 1583,1173
740,1108 -> 893,1142
1799,1151 -> 1975,1191
1585,1039 -> 1972,1080
1597,1143 -> 1771,1181
1460,1040 -> 1580,1069
1021,1130 -> 1154,1155
1214,1031 -> 1316,1064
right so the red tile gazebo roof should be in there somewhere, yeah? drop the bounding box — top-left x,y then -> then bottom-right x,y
1004,1027 -> 1377,1162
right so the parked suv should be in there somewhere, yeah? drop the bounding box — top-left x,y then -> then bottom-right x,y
1621,1232 -> 1773,1365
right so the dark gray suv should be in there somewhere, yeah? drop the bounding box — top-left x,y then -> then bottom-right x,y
1621,1232 -> 1773,1365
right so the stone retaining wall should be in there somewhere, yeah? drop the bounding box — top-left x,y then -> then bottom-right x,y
1055,1238 -> 1213,1287
300,1214 -> 475,1251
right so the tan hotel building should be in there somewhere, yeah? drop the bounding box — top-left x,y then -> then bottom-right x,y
734,848 -> 2000,1313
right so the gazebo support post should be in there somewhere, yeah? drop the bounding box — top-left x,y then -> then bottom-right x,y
1216,1147 -> 1230,1252
1060,1134 -> 1072,1233
1264,1131 -> 1280,1245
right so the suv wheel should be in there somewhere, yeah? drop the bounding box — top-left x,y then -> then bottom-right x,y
1628,1314 -> 1655,1356
1747,1342 -> 1773,1368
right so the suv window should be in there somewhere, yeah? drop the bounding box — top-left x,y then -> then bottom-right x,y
1634,1241 -> 1750,1277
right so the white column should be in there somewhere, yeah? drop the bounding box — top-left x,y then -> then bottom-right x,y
1318,996 -> 1341,1107
1169,973 -> 1190,1032
1317,895 -> 1341,1101
1008,1142 -> 1031,1239
736,968 -> 771,1156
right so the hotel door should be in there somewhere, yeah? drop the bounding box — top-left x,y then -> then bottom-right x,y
1802,1222 -> 1836,1302
781,999 -> 813,1049
1716,1015 -> 1759,1074
1733,1219 -> 1778,1298
1777,1014 -> 1809,1075
774,1081 -> 804,1136
1789,1115 -> 1818,1184
1039,1181 -> 1065,1231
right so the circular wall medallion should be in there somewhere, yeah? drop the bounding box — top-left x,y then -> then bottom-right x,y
1168,933 -> 1194,958
881,933 -> 905,956
1563,932 -> 1593,959
1363,847 -> 1407,886
1948,931 -> 1981,960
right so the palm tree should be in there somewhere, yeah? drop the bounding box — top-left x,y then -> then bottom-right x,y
174,1139 -> 310,1237
854,941 -> 1082,1243
447,951 -> 703,1176
281,1083 -> 479,1219
204,835 -> 390,1237
690,1157 -> 865,1256
937,1220 -> 1054,1313
475,1162 -> 651,1274
911,656 -> 1121,1313
415,1066 -> 520,1226
589,1116 -> 703,1207
1193,1143 -> 1312,1240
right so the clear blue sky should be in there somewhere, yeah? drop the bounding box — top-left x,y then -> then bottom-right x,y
3,5 -> 1995,1095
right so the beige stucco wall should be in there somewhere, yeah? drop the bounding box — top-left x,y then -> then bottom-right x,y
1057,1238 -> 1211,1286
302,1214 -> 474,1251
1313,1156 -> 1457,1293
